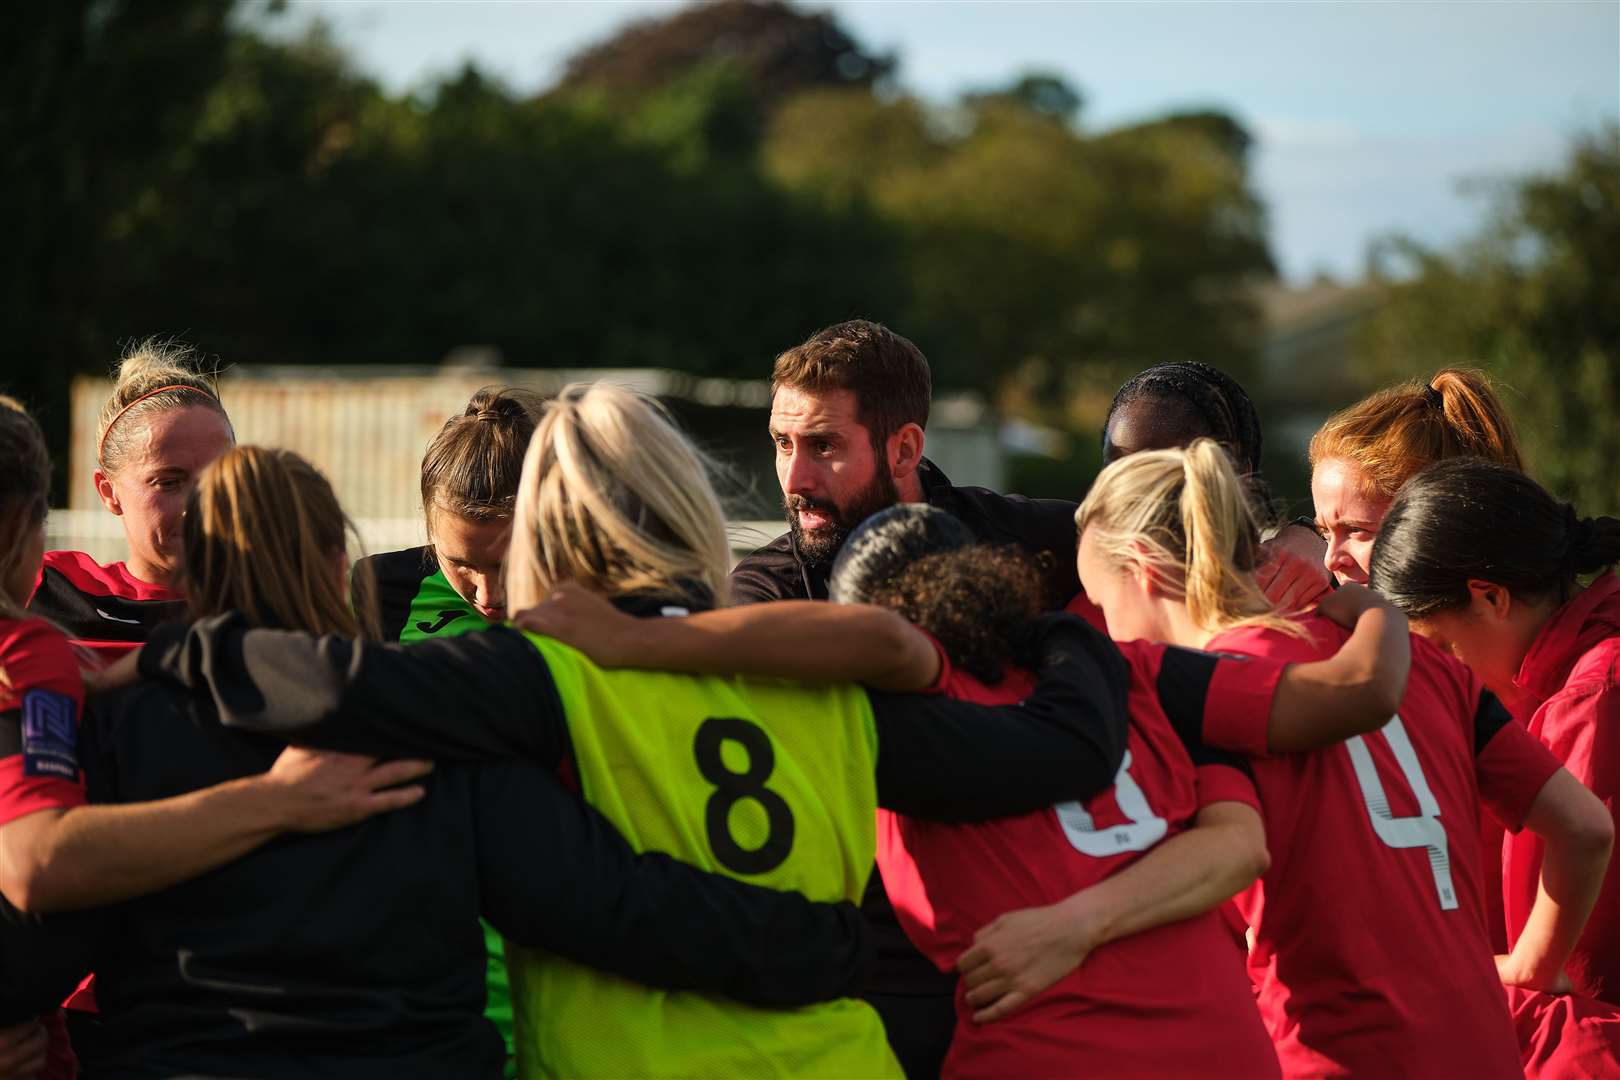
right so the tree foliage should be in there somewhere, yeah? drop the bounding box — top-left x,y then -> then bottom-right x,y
2,0 -> 1277,501
556,0 -> 894,108
1358,124 -> 1620,510
763,84 -> 1273,416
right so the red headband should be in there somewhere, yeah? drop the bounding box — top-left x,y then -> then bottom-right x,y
97,384 -> 219,468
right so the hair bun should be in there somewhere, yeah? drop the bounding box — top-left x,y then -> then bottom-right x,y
1565,507 -> 1620,576
463,386 -> 543,426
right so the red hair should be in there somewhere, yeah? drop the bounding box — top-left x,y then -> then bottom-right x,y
1308,368 -> 1523,500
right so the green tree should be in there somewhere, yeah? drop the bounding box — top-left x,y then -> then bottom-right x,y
763,80 -> 1274,415
0,0 -> 238,496
555,0 -> 894,108
1358,124 -> 1620,510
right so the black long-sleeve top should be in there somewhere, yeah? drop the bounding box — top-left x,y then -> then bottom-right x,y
69,679 -> 873,1079
137,612 -> 1131,824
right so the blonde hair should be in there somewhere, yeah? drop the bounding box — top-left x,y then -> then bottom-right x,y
1308,367 -> 1523,501
181,446 -> 375,638
96,338 -> 232,475
422,386 -> 545,531
505,383 -> 731,611
0,396 -> 51,621
1078,438 -> 1303,640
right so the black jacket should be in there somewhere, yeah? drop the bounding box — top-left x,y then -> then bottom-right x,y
730,459 -> 1080,608
68,680 -> 872,1079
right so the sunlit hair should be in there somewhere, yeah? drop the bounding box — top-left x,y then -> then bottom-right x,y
505,382 -> 731,611
1308,367 -> 1523,501
96,338 -> 233,476
181,446 -> 375,638
0,396 -> 52,621
1077,438 -> 1303,640
422,386 -> 545,533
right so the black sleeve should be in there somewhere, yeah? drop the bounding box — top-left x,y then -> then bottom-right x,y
869,613 -> 1130,821
1155,647 -> 1255,775
138,614 -> 571,766
1474,689 -> 1515,756
474,761 -> 868,1007
0,900 -> 98,1024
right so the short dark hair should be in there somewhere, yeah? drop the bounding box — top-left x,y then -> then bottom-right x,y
771,320 -> 931,446
1370,458 -> 1620,617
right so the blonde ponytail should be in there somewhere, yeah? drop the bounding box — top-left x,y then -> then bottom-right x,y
505,383 -> 732,612
1079,438 -> 1303,641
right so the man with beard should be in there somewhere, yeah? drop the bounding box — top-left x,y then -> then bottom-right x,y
729,319 -> 1082,1080
731,320 -> 1081,609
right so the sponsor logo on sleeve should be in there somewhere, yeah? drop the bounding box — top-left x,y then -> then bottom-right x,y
22,688 -> 79,780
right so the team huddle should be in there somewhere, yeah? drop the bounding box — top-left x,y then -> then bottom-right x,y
1,320 -> 1618,1079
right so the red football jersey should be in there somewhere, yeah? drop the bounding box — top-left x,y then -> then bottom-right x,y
0,617 -> 87,824
26,550 -> 185,665
1503,572 -> 1620,1006
1210,614 -> 1560,1079
878,640 -> 1285,1080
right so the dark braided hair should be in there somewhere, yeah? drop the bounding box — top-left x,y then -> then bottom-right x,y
1104,362 -> 1275,516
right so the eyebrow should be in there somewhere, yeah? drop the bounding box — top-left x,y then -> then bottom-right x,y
769,427 -> 842,442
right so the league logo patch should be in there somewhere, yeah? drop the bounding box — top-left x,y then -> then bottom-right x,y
22,688 -> 78,780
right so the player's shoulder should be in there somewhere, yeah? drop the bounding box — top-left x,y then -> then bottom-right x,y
1564,634 -> 1620,694
0,617 -> 83,705
1208,613 -> 1339,663
727,532 -> 802,603
359,545 -> 436,586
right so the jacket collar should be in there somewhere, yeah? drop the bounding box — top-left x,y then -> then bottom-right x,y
1512,571 -> 1620,705
612,584 -> 716,618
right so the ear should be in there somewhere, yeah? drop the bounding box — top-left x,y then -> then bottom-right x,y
1125,543 -> 1162,597
887,423 -> 926,481
1465,579 -> 1513,622
93,469 -> 123,517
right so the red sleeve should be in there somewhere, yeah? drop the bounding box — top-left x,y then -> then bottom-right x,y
0,621 -> 87,826
1194,762 -> 1262,815
916,627 -> 951,697
1200,652 -> 1289,758
1477,713 -> 1565,833
1202,617 -> 1341,757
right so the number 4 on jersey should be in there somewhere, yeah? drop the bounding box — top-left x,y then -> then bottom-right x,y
1347,715 -> 1459,911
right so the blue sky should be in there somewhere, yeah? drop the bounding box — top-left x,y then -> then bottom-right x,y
282,0 -> 1619,282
